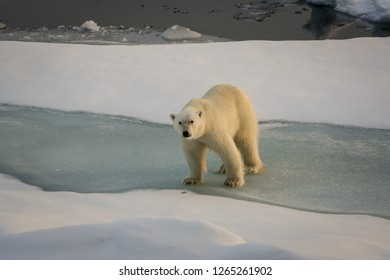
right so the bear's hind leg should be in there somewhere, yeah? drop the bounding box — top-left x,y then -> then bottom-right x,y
236,134 -> 264,174
213,164 -> 226,174
244,155 -> 264,174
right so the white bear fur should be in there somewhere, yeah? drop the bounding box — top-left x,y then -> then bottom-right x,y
170,84 -> 264,188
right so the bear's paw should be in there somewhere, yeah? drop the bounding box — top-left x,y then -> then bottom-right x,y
244,165 -> 265,174
224,177 -> 245,188
183,177 -> 203,186
213,164 -> 226,174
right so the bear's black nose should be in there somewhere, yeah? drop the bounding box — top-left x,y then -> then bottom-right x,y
182,131 -> 190,138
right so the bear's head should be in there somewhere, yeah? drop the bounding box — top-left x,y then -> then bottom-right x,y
170,108 -> 204,140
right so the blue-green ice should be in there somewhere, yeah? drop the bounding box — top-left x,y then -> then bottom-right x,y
1,104 -> 389,219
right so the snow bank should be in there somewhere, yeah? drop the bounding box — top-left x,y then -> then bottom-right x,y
336,0 -> 390,22
0,175 -> 389,259
0,38 -> 389,129
308,0 -> 390,22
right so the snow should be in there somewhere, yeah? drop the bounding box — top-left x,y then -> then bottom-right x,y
0,38 -> 390,260
308,0 -> 390,22
0,38 -> 389,129
336,0 -> 390,22
0,175 -> 389,259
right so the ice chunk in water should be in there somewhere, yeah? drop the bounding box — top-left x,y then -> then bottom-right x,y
162,25 -> 202,40
80,20 -> 100,32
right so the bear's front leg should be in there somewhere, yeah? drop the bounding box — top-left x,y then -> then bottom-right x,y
181,140 -> 207,186
218,138 -> 245,188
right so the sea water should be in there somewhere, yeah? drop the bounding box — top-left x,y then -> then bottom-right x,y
1,104 -> 389,218
1,0 -> 389,41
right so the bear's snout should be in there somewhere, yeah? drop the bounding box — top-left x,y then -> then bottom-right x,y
182,131 -> 191,138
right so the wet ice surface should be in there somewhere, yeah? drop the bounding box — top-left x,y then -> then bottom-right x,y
1,104 -> 389,218
0,104 -> 183,192
201,121 -> 390,218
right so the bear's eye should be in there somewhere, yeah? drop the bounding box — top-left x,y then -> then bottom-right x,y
190,120 -> 194,124
178,121 -> 182,125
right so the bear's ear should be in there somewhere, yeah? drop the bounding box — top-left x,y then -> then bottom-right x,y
170,114 -> 176,121
198,111 -> 203,118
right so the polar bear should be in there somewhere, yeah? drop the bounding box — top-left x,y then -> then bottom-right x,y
170,84 -> 264,188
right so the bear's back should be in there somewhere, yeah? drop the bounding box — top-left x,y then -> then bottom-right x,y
203,84 -> 255,116
203,84 -> 245,102
201,84 -> 257,134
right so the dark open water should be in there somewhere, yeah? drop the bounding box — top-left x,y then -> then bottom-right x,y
1,0 -> 389,40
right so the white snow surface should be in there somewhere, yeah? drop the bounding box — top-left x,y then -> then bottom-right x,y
0,39 -> 390,259
0,38 -> 389,129
308,0 -> 390,22
1,175 -> 389,259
